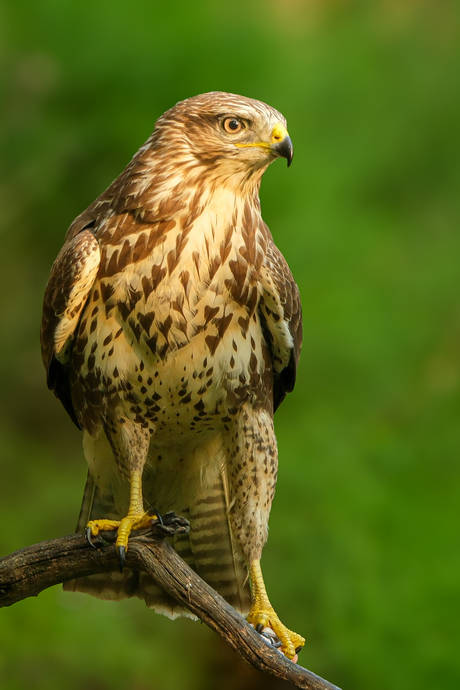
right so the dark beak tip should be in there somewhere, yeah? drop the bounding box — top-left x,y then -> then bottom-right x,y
273,135 -> 294,168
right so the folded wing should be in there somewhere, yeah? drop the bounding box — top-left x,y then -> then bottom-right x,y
41,228 -> 101,428
259,239 -> 302,412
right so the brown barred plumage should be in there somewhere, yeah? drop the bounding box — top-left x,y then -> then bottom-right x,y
41,92 -> 304,657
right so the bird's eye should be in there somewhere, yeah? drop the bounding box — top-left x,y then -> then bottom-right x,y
222,117 -> 245,134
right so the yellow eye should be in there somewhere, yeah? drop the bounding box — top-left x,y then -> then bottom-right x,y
223,117 -> 244,134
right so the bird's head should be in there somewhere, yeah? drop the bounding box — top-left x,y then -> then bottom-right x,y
150,92 -> 293,187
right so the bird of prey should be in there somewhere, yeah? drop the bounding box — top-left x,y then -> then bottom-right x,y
41,92 -> 304,659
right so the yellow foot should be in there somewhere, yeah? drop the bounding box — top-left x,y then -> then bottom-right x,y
247,605 -> 305,660
86,511 -> 160,568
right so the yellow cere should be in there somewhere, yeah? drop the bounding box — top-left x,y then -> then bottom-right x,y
270,122 -> 289,144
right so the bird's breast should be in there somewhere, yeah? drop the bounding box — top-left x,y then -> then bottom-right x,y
72,197 -> 272,435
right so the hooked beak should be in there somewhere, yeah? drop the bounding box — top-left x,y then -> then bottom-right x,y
270,123 -> 294,167
235,121 -> 294,167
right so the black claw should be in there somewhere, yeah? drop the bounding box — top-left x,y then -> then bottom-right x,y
85,526 -> 97,549
295,646 -> 302,655
118,545 -> 126,573
255,623 -> 264,634
147,507 -> 163,526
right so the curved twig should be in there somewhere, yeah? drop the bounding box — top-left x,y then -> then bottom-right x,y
0,518 -> 341,690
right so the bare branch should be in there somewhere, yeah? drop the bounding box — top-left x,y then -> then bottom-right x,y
0,518 -> 341,690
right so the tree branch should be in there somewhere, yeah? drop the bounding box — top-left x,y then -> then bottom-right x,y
0,516 -> 341,690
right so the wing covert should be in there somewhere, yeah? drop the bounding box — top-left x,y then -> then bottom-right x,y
259,240 -> 302,412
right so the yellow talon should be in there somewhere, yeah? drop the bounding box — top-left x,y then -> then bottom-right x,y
247,560 -> 305,660
86,518 -> 121,538
115,512 -> 157,551
85,471 -> 157,562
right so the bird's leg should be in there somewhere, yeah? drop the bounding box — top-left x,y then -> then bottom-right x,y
85,424 -> 159,566
225,406 -> 305,660
86,470 -> 160,566
247,560 -> 305,660
115,469 -> 161,566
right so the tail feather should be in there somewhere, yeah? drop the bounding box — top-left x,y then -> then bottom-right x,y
188,475 -> 249,613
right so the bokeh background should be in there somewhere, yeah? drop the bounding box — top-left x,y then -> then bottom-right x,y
1,1 -> 460,688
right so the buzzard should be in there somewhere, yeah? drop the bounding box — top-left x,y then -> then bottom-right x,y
41,92 -> 304,659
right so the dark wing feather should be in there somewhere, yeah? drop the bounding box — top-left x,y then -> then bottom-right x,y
259,240 -> 302,412
41,228 -> 101,428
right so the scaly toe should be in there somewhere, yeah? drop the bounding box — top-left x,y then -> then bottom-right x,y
85,518 -> 122,550
115,512 -> 158,558
248,607 -> 305,660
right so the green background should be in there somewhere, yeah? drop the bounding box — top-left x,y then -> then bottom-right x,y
1,1 -> 459,688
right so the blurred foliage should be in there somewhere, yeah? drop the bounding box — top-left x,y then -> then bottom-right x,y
1,0 -> 460,688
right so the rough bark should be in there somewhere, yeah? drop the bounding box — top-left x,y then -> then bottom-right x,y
0,515 -> 341,690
